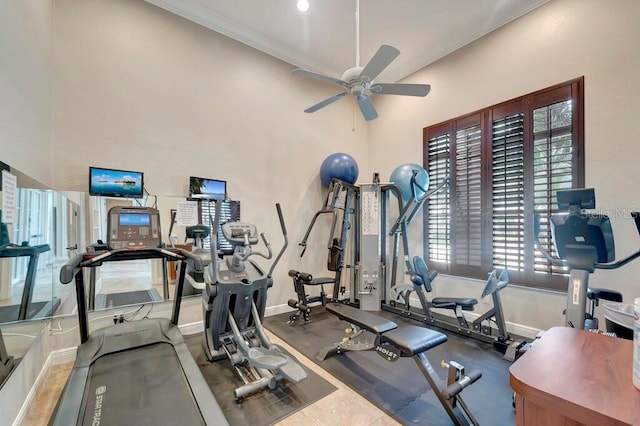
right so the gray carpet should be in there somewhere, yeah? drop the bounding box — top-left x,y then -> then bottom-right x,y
264,306 -> 516,426
184,332 -> 337,426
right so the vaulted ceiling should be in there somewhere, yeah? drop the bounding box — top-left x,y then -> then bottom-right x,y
145,0 -> 550,83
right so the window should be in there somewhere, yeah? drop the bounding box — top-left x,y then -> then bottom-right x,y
423,78 -> 584,290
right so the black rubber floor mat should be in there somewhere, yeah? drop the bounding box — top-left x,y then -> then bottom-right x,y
184,332 -> 337,426
264,306 -> 516,426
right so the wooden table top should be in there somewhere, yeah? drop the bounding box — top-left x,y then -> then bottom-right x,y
509,327 -> 640,426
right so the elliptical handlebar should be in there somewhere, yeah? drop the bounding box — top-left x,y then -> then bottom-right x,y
268,203 -> 288,279
532,213 -> 565,267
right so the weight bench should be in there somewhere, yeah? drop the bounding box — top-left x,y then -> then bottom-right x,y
319,303 -> 481,426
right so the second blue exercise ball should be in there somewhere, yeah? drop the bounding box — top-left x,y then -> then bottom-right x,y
319,153 -> 359,188
389,163 -> 430,202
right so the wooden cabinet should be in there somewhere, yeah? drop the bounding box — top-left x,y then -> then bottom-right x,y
509,327 -> 640,425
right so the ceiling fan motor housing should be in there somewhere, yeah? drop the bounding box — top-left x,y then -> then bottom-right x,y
341,67 -> 365,84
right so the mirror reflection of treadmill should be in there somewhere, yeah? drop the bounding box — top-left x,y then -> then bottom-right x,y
92,207 -> 164,310
0,220 -> 58,322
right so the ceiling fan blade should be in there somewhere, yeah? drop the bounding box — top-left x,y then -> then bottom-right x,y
293,68 -> 349,88
371,83 -> 431,97
356,95 -> 378,121
359,45 -> 400,82
304,91 -> 349,113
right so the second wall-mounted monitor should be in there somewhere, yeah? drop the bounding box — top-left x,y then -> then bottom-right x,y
89,166 -> 144,199
189,176 -> 226,201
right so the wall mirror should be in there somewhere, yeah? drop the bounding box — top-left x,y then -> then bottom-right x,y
52,193 -> 227,315
0,162 -> 53,383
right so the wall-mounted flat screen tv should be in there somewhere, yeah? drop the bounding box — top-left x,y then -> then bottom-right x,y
89,166 -> 144,198
189,176 -> 226,200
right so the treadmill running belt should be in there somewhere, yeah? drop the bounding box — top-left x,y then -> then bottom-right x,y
0,301 -> 54,323
80,342 -> 204,426
103,290 -> 157,308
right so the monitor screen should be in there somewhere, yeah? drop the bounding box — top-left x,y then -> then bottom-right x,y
119,213 -> 150,226
89,167 -> 144,199
189,176 -> 226,200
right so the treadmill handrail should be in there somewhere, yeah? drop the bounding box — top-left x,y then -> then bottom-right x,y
83,247 -> 199,266
0,243 -> 51,258
60,253 -> 85,284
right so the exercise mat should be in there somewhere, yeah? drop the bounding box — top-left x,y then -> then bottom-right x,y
264,306 -> 516,426
184,332 -> 337,426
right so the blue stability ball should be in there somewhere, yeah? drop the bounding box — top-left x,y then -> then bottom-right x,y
319,153 -> 359,187
390,163 -> 430,202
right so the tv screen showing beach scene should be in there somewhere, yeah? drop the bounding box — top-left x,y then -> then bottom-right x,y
189,176 -> 226,200
89,167 -> 144,198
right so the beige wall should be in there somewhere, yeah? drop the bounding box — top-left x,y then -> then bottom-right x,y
370,0 -> 640,332
5,0 -> 638,333
0,0 -> 54,186
52,0 -> 370,307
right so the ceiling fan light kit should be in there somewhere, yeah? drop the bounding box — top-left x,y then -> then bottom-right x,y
292,0 -> 431,121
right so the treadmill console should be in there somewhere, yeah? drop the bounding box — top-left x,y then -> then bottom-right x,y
107,206 -> 161,249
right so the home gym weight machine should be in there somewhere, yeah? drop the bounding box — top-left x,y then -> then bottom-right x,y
203,202 -> 307,401
288,178 -> 359,322
532,188 -> 640,331
355,169 -> 526,358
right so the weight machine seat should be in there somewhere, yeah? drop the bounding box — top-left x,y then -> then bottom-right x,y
587,287 -> 623,302
432,297 -> 478,311
412,256 -> 438,292
381,326 -> 448,356
288,269 -> 335,286
325,303 -> 398,334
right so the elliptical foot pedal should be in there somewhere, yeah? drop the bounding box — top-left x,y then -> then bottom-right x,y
275,351 -> 308,383
245,346 -> 288,370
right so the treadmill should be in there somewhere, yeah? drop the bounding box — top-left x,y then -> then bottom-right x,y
87,206 -> 166,310
0,327 -> 16,388
50,247 -> 228,425
0,220 -> 59,322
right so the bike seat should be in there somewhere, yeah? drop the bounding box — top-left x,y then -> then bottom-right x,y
587,287 -> 623,302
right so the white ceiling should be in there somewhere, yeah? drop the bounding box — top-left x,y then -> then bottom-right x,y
144,0 -> 549,83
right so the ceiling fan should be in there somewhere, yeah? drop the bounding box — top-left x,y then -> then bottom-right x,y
292,0 -> 431,121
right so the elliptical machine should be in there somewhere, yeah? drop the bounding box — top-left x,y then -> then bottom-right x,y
202,203 -> 307,401
533,188 -> 640,330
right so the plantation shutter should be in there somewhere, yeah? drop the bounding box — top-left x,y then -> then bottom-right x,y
424,130 -> 451,264
491,111 -> 525,271
454,118 -> 483,270
532,97 -> 575,275
423,77 -> 583,290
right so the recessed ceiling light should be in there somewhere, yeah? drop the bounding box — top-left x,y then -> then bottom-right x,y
297,0 -> 309,12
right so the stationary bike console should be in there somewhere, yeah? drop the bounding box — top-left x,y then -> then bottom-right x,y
534,188 -> 640,330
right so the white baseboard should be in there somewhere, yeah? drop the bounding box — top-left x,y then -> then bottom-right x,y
50,347 -> 78,365
12,350 -> 52,426
265,303 -> 296,317
179,321 -> 204,336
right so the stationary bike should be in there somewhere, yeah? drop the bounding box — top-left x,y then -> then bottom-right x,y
202,203 -> 307,401
533,188 -> 640,331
